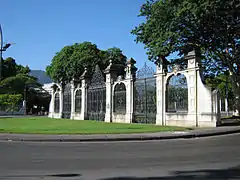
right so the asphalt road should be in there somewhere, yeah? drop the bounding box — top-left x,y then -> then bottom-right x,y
0,134 -> 240,180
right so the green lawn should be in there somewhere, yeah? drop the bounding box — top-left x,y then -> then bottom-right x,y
0,117 -> 191,134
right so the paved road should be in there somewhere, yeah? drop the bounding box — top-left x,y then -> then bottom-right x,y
0,134 -> 240,180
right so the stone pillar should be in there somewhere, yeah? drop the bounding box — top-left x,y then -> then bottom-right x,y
70,81 -> 75,120
48,86 -> 54,118
225,98 -> 228,115
22,100 -> 27,115
186,50 -> 199,126
155,63 -> 166,125
59,84 -> 63,119
124,58 -> 137,123
79,68 -> 90,120
104,60 -> 118,122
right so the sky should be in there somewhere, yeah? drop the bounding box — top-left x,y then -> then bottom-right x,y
1,0 -> 153,71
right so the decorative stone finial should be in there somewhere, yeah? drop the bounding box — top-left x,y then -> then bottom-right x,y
104,59 -> 118,74
125,58 -> 137,79
80,67 -> 91,80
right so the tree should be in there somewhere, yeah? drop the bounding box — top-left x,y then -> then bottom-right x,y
46,42 -> 127,84
2,57 -> 17,78
206,73 -> 234,111
0,74 -> 41,95
100,47 -> 127,75
0,94 -> 23,112
1,57 -> 30,79
132,0 -> 240,114
16,64 -> 30,75
0,57 -> 47,114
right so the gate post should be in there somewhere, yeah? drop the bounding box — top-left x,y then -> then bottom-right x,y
70,80 -> 75,120
48,86 -> 53,118
48,84 -> 55,118
186,51 -> 199,126
104,60 -> 117,122
59,84 -> 64,118
79,68 -> 90,120
156,63 -> 166,125
125,58 -> 137,123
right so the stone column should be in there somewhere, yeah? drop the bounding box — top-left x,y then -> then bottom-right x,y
104,60 -> 117,122
186,50 -> 199,126
59,84 -> 63,119
70,81 -> 75,120
125,58 -> 137,123
79,68 -> 90,120
48,86 -> 54,118
155,63 -> 166,125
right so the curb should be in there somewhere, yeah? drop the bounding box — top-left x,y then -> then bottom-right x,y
1,128 -> 240,142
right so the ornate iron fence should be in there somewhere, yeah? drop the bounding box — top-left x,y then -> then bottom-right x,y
113,83 -> 126,114
62,83 -> 72,118
54,92 -> 60,113
75,89 -> 82,113
166,74 -> 188,112
87,65 -> 106,121
134,63 -> 156,124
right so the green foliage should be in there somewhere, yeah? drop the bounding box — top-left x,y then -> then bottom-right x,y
46,42 -> 127,84
0,94 -> 23,112
0,74 -> 40,95
1,57 -> 30,79
206,74 -> 231,95
2,57 -> 17,78
132,0 -> 239,63
206,73 -> 234,110
132,0 -> 240,114
16,64 -> 30,75
0,57 -> 48,113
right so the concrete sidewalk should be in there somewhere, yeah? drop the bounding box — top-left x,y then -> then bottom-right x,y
0,126 -> 240,142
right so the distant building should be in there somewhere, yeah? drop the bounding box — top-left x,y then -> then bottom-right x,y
42,83 -> 54,94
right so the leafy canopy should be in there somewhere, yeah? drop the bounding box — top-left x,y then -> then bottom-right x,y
46,42 -> 127,84
132,0 -> 240,114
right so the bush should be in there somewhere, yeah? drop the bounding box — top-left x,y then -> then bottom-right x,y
0,94 -> 23,112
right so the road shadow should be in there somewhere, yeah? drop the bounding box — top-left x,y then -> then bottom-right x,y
0,173 -> 81,179
218,116 -> 240,127
99,164 -> 240,180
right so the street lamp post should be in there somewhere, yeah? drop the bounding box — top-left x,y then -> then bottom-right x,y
0,24 -> 12,81
0,24 -> 3,81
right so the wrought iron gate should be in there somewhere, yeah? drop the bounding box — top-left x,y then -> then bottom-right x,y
134,63 -> 156,124
87,65 -> 106,121
62,83 -> 72,119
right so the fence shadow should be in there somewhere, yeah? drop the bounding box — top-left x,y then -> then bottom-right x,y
99,164 -> 240,180
218,116 -> 240,127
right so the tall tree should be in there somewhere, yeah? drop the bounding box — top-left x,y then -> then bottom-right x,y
46,42 -> 127,84
132,0 -> 240,114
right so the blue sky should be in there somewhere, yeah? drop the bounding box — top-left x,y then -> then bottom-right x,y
1,0 -> 169,71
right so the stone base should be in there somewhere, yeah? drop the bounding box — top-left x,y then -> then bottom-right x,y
50,112 -> 62,119
164,112 -> 219,127
125,113 -> 134,124
165,120 -> 196,127
198,121 -> 217,127
105,113 -> 112,123
156,114 -> 164,125
48,112 -> 53,118
72,112 -> 86,120
112,114 -> 127,123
